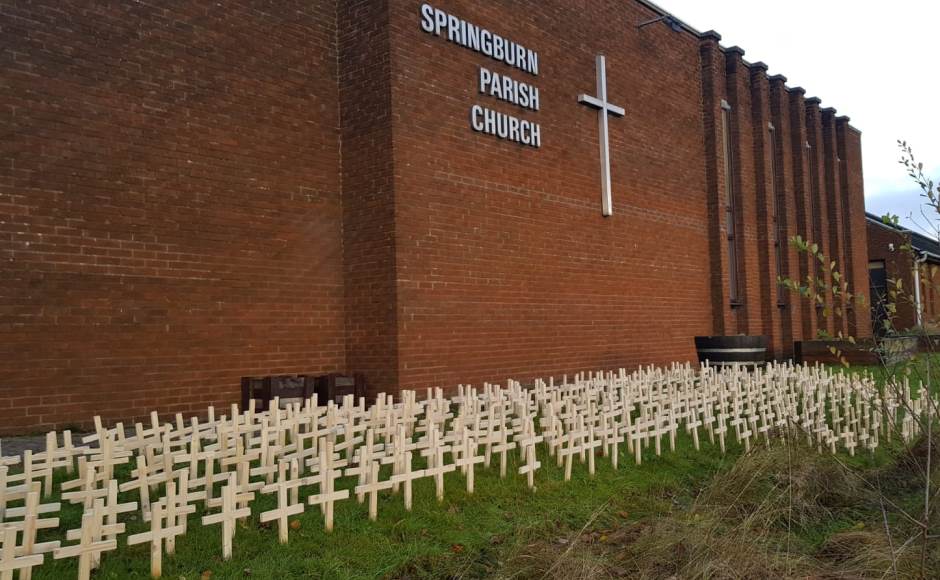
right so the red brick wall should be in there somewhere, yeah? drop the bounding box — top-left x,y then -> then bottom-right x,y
841,123 -> 872,338
0,0 -> 872,429
0,1 -> 346,434
867,221 -> 916,331
338,0 -> 400,397
388,0 -> 714,392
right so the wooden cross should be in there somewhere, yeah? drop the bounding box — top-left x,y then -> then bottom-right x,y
307,441 -> 348,532
128,499 -> 185,578
3,487 -> 61,570
687,410 -> 703,451
1,482 -> 53,521
354,461 -> 394,521
201,474 -> 252,561
61,466 -> 108,510
490,427 -> 516,479
517,441 -> 541,489
119,455 -> 156,521
53,510 -> 117,580
260,461 -> 305,544
161,479 -> 194,556
95,479 -> 136,545
558,426 -> 586,481
1,527 -> 43,580
421,429 -> 455,502
515,419 -> 544,485
454,437 -> 485,494
714,412 -> 728,454
347,429 -> 376,504
84,433 -> 130,484
188,452 -> 225,510
6,451 -> 55,500
169,471 -> 205,542
388,451 -> 424,512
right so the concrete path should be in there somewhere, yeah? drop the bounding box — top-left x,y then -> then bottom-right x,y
1,435 -> 49,458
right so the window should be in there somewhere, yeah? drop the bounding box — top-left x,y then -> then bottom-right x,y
721,100 -> 741,304
769,125 -> 786,305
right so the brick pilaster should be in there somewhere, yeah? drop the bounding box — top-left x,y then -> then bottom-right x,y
838,118 -> 873,338
769,75 -> 800,356
339,0 -> 399,396
788,87 -> 819,339
699,30 -> 734,335
724,45 -> 750,334
805,97 -> 834,337
822,107 -> 848,336
749,62 -> 782,356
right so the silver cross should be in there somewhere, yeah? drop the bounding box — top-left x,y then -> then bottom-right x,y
578,55 -> 624,217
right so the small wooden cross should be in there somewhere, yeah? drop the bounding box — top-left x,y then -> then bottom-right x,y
260,461 -> 305,544
307,441 -> 349,532
119,455 -> 156,521
168,471 -> 204,541
517,441 -> 541,489
686,411 -> 703,451
453,437 -> 485,494
3,487 -> 61,567
201,474 -> 251,561
388,451 -> 424,511
97,479 -> 136,543
490,429 -> 516,479
421,429 -> 456,502
61,466 -> 108,510
558,427 -> 586,482
353,461 -> 394,521
53,510 -> 118,580
128,499 -> 185,578
1,527 -> 44,580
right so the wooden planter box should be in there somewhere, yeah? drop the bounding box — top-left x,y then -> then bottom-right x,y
792,337 -> 919,366
794,340 -> 877,365
240,375 -> 314,412
694,335 -> 767,367
313,373 -> 366,406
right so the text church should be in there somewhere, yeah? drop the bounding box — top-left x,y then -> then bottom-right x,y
1,0 -> 870,432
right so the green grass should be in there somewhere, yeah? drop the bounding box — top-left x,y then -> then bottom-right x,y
828,352 -> 940,394
16,357 -> 938,579
27,432 -> 741,579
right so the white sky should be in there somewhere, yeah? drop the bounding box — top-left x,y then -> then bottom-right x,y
657,0 -> 940,234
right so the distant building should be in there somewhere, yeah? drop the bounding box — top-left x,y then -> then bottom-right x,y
867,213 -> 940,334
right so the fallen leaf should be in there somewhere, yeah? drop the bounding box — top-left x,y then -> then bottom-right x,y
451,543 -> 465,554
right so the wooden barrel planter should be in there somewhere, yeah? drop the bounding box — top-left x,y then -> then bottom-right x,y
694,335 -> 768,368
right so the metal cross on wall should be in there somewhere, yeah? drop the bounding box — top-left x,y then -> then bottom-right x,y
578,55 -> 624,217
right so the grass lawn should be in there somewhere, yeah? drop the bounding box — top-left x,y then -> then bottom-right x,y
16,361 -> 939,579
31,431 -> 743,579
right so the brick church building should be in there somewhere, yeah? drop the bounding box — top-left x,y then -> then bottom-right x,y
1,0 -> 871,432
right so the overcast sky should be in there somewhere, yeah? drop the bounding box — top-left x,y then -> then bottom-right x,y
658,0 -> 940,235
